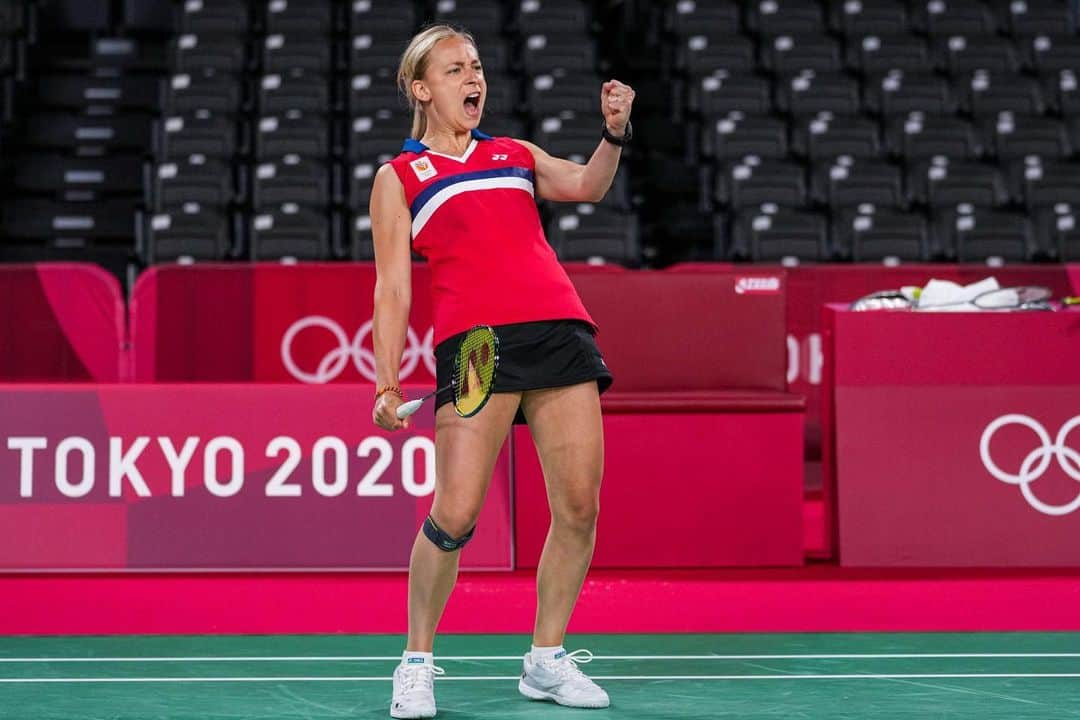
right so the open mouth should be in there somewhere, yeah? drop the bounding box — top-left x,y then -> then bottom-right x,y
464,92 -> 482,116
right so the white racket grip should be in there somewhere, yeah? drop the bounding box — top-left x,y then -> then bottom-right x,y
396,398 -> 425,419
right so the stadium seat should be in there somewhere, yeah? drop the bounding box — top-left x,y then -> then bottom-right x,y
1004,0 -> 1076,36
250,205 -> 334,260
716,157 -> 808,209
731,205 -> 830,262
137,203 -> 232,263
936,35 -> 1020,74
775,71 -> 861,116
23,113 -> 151,153
747,0 -> 826,35
863,71 -> 955,115
934,206 -> 1037,262
154,114 -> 237,161
982,112 -> 1075,160
515,0 -> 593,36
690,72 -> 772,117
14,153 -> 142,197
791,113 -> 882,160
161,70 -> 243,115
1044,69 -> 1080,116
262,0 -> 334,35
667,0 -> 741,36
347,73 -> 406,117
2,197 -> 135,244
907,157 -> 1011,209
912,0 -> 997,35
830,0 -> 911,36
349,1 -> 416,38
760,34 -> 844,73
846,34 -> 935,74
885,113 -> 983,160
263,35 -> 332,74
171,33 -> 248,73
1025,34 -> 1080,73
171,0 -> 250,35
810,156 -> 905,209
347,112 -> 410,163
259,70 -> 330,114
35,74 -> 158,111
1032,203 -> 1080,260
433,0 -> 504,40
252,156 -> 333,209
520,33 -> 596,75
546,206 -> 640,265
533,113 -> 601,161
147,156 -> 235,211
1009,158 -> 1080,209
255,112 -> 330,159
832,205 -> 930,261
703,113 -> 789,160
525,72 -> 603,116
957,71 -> 1046,117
677,33 -> 757,75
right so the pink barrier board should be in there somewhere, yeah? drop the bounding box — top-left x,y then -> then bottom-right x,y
0,384 -> 512,571
514,404 -> 806,568
129,264 -> 788,392
0,264 -> 125,381
824,305 -> 1080,566
786,264 -> 1078,460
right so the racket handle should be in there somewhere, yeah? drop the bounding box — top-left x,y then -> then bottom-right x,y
396,398 -> 425,419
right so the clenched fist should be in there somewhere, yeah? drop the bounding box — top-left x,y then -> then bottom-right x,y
601,79 -> 635,137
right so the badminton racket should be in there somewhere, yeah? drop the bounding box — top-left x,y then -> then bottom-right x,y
396,324 -> 499,419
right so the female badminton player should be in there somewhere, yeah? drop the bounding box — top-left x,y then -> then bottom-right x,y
370,24 -> 634,720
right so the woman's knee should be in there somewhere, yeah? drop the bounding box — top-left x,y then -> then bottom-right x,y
551,492 -> 600,534
430,503 -> 483,539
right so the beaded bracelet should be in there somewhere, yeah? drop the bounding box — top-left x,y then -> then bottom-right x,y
375,385 -> 404,400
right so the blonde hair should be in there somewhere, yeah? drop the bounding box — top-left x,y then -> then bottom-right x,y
397,25 -> 478,140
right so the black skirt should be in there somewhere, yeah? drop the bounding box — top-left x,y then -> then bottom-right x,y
434,319 -> 614,425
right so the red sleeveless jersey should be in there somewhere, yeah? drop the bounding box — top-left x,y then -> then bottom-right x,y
388,129 -> 596,346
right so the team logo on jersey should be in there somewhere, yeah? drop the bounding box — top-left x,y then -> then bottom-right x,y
410,157 -> 438,182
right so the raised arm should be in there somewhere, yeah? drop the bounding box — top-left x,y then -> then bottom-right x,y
370,163 -> 414,430
515,79 -> 635,203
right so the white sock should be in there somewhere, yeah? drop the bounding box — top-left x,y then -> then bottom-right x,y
531,644 -> 565,660
402,650 -> 433,667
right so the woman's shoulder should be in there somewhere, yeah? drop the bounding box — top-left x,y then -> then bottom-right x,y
485,135 -> 536,165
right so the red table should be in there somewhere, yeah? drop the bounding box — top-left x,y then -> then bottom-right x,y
823,305 -> 1080,566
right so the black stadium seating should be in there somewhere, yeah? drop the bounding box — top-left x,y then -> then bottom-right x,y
0,0 -> 1075,275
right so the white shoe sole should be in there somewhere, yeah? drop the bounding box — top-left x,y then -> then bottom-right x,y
390,703 -> 436,719
518,678 -> 610,708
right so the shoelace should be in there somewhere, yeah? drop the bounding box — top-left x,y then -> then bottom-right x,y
538,649 -> 595,684
398,663 -> 445,695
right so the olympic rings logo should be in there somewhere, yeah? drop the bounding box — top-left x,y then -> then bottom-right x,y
280,316 -> 436,384
979,414 -> 1080,517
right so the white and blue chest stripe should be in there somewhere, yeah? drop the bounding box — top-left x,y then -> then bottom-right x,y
409,165 -> 535,237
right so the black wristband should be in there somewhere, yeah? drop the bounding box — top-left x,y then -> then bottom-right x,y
601,120 -> 632,147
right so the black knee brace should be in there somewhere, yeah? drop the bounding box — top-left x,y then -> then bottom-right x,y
422,515 -> 476,552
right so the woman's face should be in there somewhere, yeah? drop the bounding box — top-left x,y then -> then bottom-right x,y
413,36 -> 486,133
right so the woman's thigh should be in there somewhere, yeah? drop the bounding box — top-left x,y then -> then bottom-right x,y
520,382 -> 604,517
431,392 -> 522,530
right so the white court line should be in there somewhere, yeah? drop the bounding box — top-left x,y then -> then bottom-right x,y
2,653 -> 1080,663
2,673 -> 1080,684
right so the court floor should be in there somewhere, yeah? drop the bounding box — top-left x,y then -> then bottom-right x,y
1,632 -> 1078,719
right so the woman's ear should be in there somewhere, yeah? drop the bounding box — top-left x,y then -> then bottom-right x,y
411,79 -> 431,103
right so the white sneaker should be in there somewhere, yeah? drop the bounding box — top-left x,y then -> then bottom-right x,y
390,660 -> 444,719
518,649 -> 610,708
